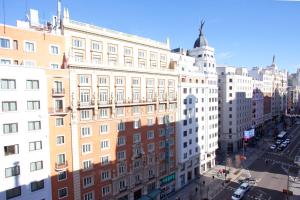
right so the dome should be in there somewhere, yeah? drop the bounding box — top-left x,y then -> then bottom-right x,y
193,35 -> 208,48
193,20 -> 208,48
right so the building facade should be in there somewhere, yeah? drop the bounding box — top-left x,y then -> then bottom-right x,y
252,79 -> 264,135
172,23 -> 218,189
0,64 -> 51,200
62,13 -> 178,200
217,67 -> 253,153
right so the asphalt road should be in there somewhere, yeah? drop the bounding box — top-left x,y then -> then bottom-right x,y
213,123 -> 300,200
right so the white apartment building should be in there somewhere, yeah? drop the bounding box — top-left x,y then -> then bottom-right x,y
173,22 -> 218,189
249,58 -> 288,123
217,67 -> 253,153
0,65 -> 51,200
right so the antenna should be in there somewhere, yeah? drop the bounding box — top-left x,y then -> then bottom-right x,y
25,0 -> 29,21
2,0 -> 6,34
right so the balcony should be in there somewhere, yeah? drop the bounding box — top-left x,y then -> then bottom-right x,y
97,99 -> 113,107
119,186 -> 128,193
77,100 -> 95,108
55,161 -> 68,171
48,107 -> 69,115
52,89 -> 65,97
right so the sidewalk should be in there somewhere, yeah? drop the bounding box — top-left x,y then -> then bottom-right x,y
167,135 -> 271,200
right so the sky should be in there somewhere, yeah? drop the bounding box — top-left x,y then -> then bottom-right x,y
1,0 -> 300,72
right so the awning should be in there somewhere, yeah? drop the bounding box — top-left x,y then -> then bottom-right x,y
138,189 -> 162,200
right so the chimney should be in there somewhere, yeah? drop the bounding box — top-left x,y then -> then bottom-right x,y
57,0 -> 62,26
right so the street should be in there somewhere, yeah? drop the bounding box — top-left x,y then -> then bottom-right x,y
213,122 -> 300,200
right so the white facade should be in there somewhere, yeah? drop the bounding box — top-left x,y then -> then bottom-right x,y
0,65 -> 51,200
173,24 -> 218,189
249,60 -> 288,122
217,67 -> 253,153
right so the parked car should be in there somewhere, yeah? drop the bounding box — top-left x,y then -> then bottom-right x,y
239,182 -> 250,192
276,140 -> 282,145
270,144 -> 276,150
281,143 -> 288,148
277,145 -> 284,151
285,139 -> 290,144
231,188 -> 245,200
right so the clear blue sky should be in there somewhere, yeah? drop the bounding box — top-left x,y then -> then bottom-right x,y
1,0 -> 300,72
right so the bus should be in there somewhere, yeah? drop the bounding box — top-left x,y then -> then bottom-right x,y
277,131 -> 287,140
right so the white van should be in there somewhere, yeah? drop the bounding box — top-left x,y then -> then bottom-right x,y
231,188 -> 245,200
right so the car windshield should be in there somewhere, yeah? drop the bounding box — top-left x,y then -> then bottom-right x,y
233,194 -> 240,198
240,186 -> 246,189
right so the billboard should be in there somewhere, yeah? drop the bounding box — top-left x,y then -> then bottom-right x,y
244,129 -> 255,140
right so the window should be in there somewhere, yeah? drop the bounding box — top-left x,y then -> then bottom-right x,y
99,89 -> 108,103
5,165 -> 20,177
100,140 -> 109,149
147,130 -> 154,140
83,176 -> 94,188
132,106 -> 140,114
138,50 -> 146,58
229,78 -> 233,82
29,141 -> 42,151
31,180 -> 44,192
92,53 -> 102,64
24,41 -> 35,52
79,75 -> 89,85
124,47 -> 132,56
101,170 -> 110,180
148,143 -> 155,152
83,160 -> 92,170
28,121 -> 41,131
101,155 -> 110,165
117,151 -> 126,160
0,38 -> 10,48
23,60 -> 36,66
116,89 -> 124,102
51,63 -> 59,69
82,144 -> 92,153
117,136 -> 126,146
30,161 -> 43,171
81,127 -> 91,137
80,90 -> 90,103
99,108 -> 109,118
3,123 -> 18,134
58,171 -> 67,181
27,101 -> 40,110
4,144 -> 19,156
147,105 -> 154,113
56,117 -> 64,126
26,80 -> 39,89
2,101 -> 17,111
119,180 -> 127,191
100,124 -> 108,134
56,136 -> 65,145
57,154 -> 66,165
108,44 -> 117,54
84,192 -> 94,200
133,119 -> 141,129
58,187 -> 68,198
80,110 -> 91,120
50,45 -> 59,55
117,121 -> 125,131
73,38 -> 84,48
116,107 -> 124,116
13,40 -> 18,50
102,185 -> 110,196
91,41 -> 102,51
1,79 -> 16,89
0,59 -> 11,64
6,186 -> 21,199
98,76 -> 108,85
133,133 -> 141,143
